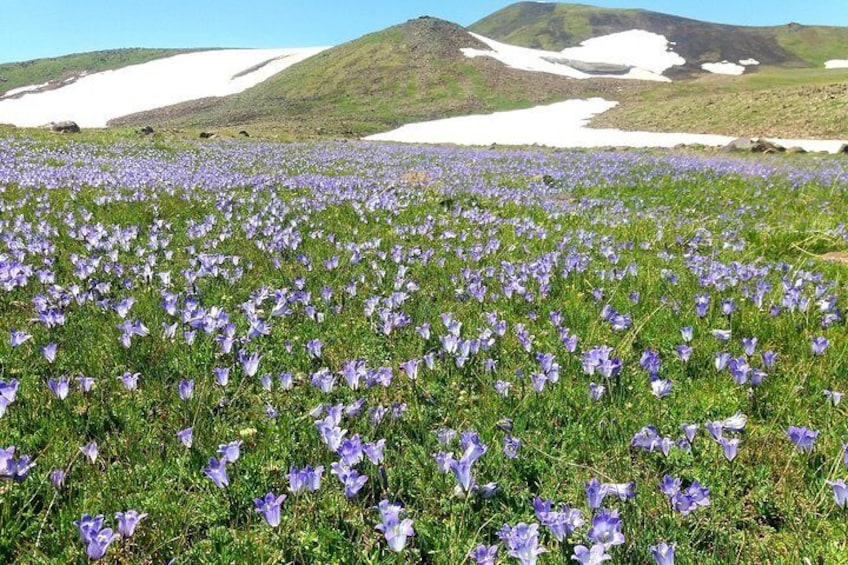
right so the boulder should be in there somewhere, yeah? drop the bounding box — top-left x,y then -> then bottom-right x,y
238,130 -> 250,137
752,138 -> 785,153
722,137 -> 754,152
785,146 -> 807,154
838,143 -> 848,155
49,121 -> 80,133
199,132 -> 216,139
140,126 -> 154,135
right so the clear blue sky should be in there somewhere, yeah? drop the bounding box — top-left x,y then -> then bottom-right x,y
2,1 -> 847,64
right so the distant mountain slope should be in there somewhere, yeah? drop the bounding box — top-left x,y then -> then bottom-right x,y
0,48 -> 200,97
111,17 -> 647,135
0,48 -> 326,127
470,2 -> 848,72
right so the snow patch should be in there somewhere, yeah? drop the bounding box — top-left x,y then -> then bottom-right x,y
365,100 -> 847,154
824,60 -> 848,69
2,82 -> 50,98
462,32 -> 673,82
739,58 -> 760,66
559,30 -> 686,75
701,62 -> 746,76
0,47 -> 328,128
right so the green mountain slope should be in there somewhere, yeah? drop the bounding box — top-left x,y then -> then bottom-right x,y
0,48 -> 200,97
470,2 -> 848,72
110,17 -> 647,135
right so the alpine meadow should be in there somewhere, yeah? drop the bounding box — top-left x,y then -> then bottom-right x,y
1,2 -> 848,564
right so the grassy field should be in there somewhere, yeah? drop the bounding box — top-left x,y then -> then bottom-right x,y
1,133 -> 848,564
591,67 -> 848,139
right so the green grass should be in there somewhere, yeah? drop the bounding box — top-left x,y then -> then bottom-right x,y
470,3 -> 640,50
591,66 -> 848,138
0,48 -> 202,97
773,26 -> 848,66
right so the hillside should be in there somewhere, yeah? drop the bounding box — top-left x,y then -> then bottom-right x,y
590,67 -> 848,138
0,48 -> 199,97
111,17 -> 648,135
470,2 -> 848,73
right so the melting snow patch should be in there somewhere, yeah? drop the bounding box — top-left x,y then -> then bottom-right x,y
825,60 -> 848,69
462,32 -> 672,82
0,47 -> 328,128
365,100 -> 847,154
2,82 -> 50,98
701,62 -> 746,76
559,30 -> 686,75
739,58 -> 760,66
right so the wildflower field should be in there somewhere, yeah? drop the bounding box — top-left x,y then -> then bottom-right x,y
1,135 -> 847,564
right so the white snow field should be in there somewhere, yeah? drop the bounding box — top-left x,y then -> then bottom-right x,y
558,30 -> 686,75
824,60 -> 848,69
701,61 -> 746,76
365,100 -> 847,154
462,31 -> 680,82
0,48 -> 328,127
739,58 -> 760,66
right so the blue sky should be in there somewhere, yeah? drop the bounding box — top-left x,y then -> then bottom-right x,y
1,0 -> 847,64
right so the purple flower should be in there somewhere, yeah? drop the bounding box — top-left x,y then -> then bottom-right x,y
571,544 -> 611,564
42,343 -> 58,363
254,492 -> 286,527
494,380 -> 511,397
115,510 -> 147,538
178,379 -> 194,401
681,423 -> 699,443
80,442 -> 98,464
74,514 -> 105,543
533,497 -> 584,541
588,509 -> 625,548
85,528 -> 119,561
288,465 -> 324,495
470,544 -> 499,565
811,336 -> 829,356
718,437 -> 740,462
306,339 -> 323,359
119,372 -> 139,391
375,500 -> 415,552
660,475 -> 710,515
363,440 -> 386,465
76,376 -> 95,393
177,428 -> 193,448
450,439 -> 487,493
10,329 -> 32,348
826,479 -> 847,508
214,367 -> 230,387
217,440 -> 242,463
48,376 -> 70,400
240,350 -> 261,377
588,382 -> 605,401
0,446 -> 35,482
742,337 -> 758,356
499,522 -> 546,565
650,542 -> 676,565
330,462 -> 368,498
503,435 -> 521,460
399,359 -> 420,381
786,426 -> 818,453
50,468 -> 66,489
203,457 -> 229,488
650,377 -> 672,399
